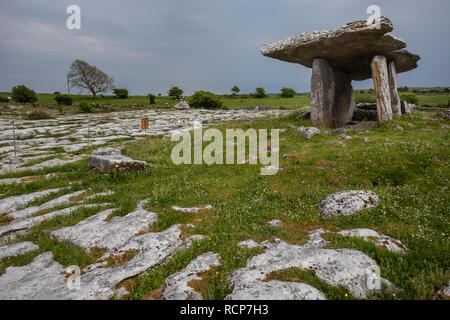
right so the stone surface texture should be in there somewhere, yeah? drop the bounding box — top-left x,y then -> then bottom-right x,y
319,190 -> 379,218
371,55 -> 393,123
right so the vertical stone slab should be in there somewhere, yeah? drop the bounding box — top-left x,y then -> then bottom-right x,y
371,55 -> 392,123
332,71 -> 355,127
388,61 -> 401,116
311,58 -> 335,127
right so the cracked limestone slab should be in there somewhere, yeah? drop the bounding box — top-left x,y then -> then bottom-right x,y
9,190 -> 86,220
226,230 -> 394,300
298,126 -> 321,139
0,188 -> 63,214
0,241 -> 39,259
319,190 -> 379,218
0,204 -> 110,244
338,228 -> 408,253
161,252 -> 221,300
51,200 -> 157,251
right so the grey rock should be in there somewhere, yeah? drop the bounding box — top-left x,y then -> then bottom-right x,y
298,126 -> 321,139
171,205 -> 212,213
0,188 -> 63,214
92,146 -> 126,156
319,190 -> 379,218
161,252 -> 221,300
226,230 -> 394,300
267,219 -> 282,227
388,61 -> 402,116
439,109 -> 450,121
352,108 -> 378,121
174,100 -> 190,110
338,229 -> 408,253
87,154 -> 148,174
238,239 -> 262,249
51,200 -> 157,251
0,242 -> 39,259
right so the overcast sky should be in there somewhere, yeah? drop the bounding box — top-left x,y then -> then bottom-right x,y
0,0 -> 449,95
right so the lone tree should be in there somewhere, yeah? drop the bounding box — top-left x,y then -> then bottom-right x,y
67,60 -> 114,98
231,85 -> 240,95
168,86 -> 183,99
255,87 -> 266,98
280,87 -> 296,98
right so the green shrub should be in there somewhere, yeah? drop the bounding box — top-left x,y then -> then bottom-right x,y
78,102 -> 93,113
231,85 -> 240,95
400,93 -> 419,105
113,88 -> 129,99
11,85 -> 37,103
280,87 -> 296,98
27,109 -> 53,120
188,91 -> 222,109
255,87 -> 266,98
148,94 -> 156,105
54,91 -> 60,95
168,86 -> 183,99
354,94 -> 376,104
54,94 -> 72,105
0,96 -> 9,103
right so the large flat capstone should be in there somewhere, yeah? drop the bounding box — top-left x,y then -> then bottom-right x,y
261,17 -> 419,80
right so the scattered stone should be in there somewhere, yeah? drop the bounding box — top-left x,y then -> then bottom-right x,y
338,229 -> 408,253
441,125 -> 450,130
161,252 -> 221,300
363,137 -> 370,144
92,146 -> 126,156
407,123 -> 415,128
435,282 -> 450,299
356,103 -> 377,111
298,127 -> 321,139
319,190 -> 379,218
341,134 -> 352,141
174,100 -> 190,110
0,242 -> 39,259
171,205 -> 212,213
394,125 -> 404,132
267,219 -> 282,227
238,239 -> 262,249
333,128 -> 347,135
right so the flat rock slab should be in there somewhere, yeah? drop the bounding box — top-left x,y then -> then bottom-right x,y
87,154 -> 148,174
51,200 -> 157,252
0,188 -> 63,214
171,205 -> 213,213
319,190 -> 379,218
161,252 -> 221,300
227,230 -> 394,300
261,17 -> 420,80
0,242 -> 39,259
338,228 -> 408,254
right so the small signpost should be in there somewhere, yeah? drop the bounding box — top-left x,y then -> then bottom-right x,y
141,118 -> 149,135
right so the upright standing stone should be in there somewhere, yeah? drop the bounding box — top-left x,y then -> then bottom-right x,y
332,71 -> 355,127
371,55 -> 392,123
311,59 -> 354,127
311,59 -> 334,127
388,61 -> 401,116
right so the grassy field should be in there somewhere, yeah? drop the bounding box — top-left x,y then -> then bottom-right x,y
0,109 -> 448,300
1,91 -> 448,114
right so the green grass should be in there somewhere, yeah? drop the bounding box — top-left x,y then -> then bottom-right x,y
0,108 -> 448,300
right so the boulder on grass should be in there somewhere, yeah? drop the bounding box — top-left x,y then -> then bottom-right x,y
88,147 -> 148,174
319,190 -> 379,218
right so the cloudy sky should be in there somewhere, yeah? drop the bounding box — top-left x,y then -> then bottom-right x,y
0,0 -> 449,95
